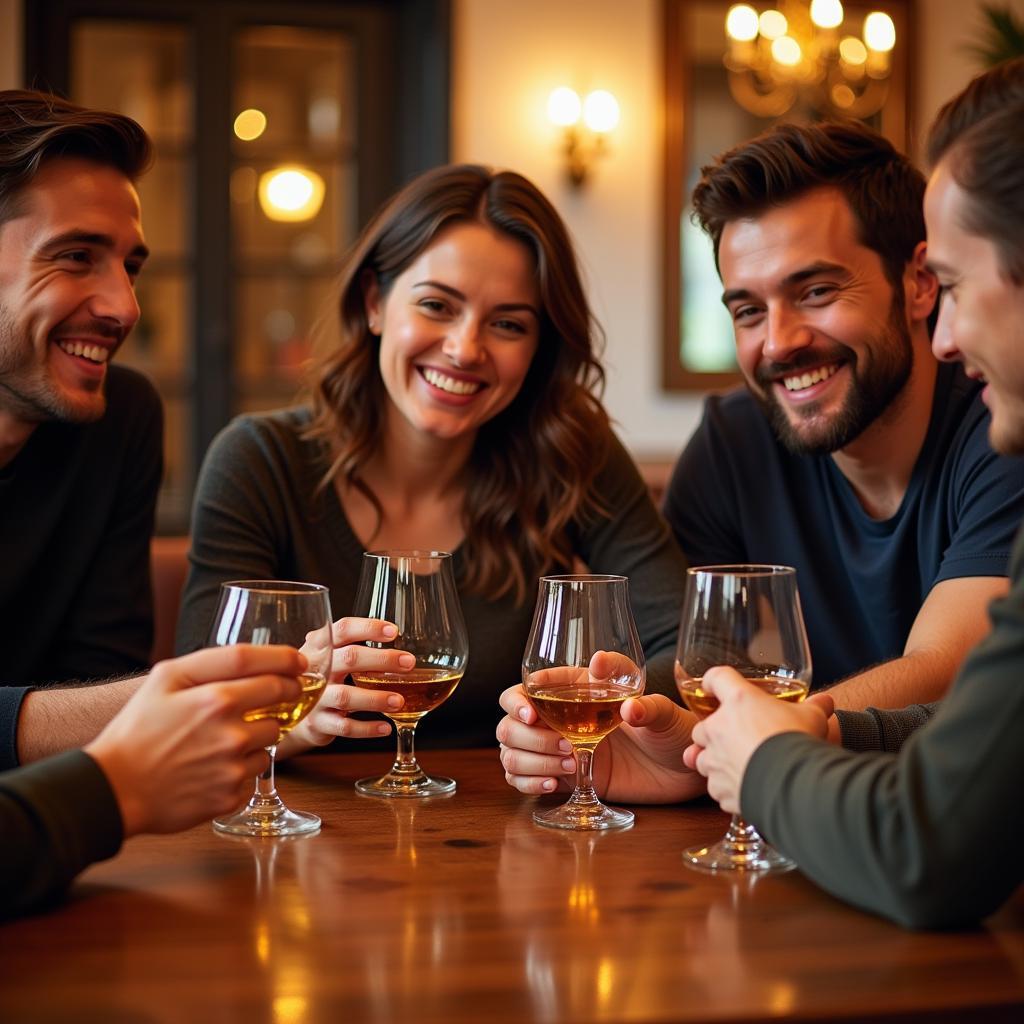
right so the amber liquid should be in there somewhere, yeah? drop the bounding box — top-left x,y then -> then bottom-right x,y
350,667 -> 462,720
675,668 -> 809,719
527,682 -> 636,747
244,671 -> 327,738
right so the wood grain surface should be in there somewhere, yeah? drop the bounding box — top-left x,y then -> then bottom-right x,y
2,747 -> 1022,1023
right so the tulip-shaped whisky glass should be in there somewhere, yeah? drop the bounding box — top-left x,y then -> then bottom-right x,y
211,580 -> 332,837
351,551 -> 469,797
522,574 -> 646,831
675,565 -> 811,872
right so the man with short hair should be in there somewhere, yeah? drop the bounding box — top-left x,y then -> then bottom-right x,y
663,120 -> 1024,710
0,89 -> 163,771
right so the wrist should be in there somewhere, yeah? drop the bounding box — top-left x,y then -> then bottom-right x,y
84,736 -> 144,837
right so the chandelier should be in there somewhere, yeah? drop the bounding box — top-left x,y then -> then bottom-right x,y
724,0 -> 896,119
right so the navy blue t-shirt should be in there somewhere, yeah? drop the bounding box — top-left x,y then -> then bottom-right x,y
663,363 -> 1024,687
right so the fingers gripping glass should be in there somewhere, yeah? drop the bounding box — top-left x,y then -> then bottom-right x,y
351,551 -> 469,798
210,581 -> 333,837
522,575 -> 646,831
675,565 -> 812,873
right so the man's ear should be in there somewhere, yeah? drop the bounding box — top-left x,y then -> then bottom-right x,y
361,268 -> 382,334
905,241 -> 939,324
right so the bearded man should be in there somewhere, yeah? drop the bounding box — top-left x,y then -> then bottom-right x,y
662,120 -> 1024,711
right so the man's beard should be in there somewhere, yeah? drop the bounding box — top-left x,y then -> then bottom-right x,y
0,304 -> 110,425
751,299 -> 914,457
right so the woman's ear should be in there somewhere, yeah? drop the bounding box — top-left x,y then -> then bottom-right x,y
361,268 -> 382,335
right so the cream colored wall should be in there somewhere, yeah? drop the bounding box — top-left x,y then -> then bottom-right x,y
916,0 -> 1024,158
453,0 -> 1024,461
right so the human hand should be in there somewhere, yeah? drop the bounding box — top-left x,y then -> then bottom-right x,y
681,688 -> 836,770
682,666 -> 831,814
497,663 -> 706,805
85,644 -> 306,837
280,616 -> 415,755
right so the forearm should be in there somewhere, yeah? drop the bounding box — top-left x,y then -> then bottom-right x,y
835,703 -> 937,752
16,676 -> 143,765
825,648 -> 956,712
742,652 -> 1024,928
0,750 -> 123,917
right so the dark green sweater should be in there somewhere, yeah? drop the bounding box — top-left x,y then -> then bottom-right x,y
0,750 -> 122,917
743,526 -> 1024,929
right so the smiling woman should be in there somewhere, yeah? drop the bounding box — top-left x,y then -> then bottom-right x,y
175,163 -> 688,754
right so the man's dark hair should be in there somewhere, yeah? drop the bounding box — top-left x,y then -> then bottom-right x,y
927,59 -> 1024,283
0,88 -> 151,223
692,119 -> 926,292
927,57 -> 1024,166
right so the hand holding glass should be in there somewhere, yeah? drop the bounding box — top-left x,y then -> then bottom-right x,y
210,580 -> 332,836
522,574 -> 645,831
675,565 -> 811,872
351,551 -> 469,797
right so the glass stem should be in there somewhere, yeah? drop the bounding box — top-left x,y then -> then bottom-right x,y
255,744 -> 279,803
392,722 -> 421,776
722,814 -> 764,854
570,746 -> 600,806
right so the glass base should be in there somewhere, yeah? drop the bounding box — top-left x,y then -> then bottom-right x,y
533,800 -> 634,832
355,772 -> 456,799
683,825 -> 797,874
213,796 -> 321,837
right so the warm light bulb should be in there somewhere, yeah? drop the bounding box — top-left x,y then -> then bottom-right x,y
582,90 -> 620,133
831,83 -> 856,108
233,108 -> 267,141
772,35 -> 803,67
810,0 -> 844,30
864,11 -> 896,52
258,166 -> 325,222
548,87 -> 582,127
726,4 -> 759,42
759,10 -> 788,40
839,35 -> 868,64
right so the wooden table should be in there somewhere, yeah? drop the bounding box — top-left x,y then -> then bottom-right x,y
2,748 -> 1023,1023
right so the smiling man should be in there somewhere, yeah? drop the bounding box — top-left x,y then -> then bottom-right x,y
0,90 -> 162,771
663,121 -> 1024,711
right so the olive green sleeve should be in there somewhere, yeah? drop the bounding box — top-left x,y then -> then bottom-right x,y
741,572 -> 1024,929
0,749 -> 123,917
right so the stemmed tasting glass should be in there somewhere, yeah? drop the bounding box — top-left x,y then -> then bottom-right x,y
211,580 -> 332,837
350,551 -> 469,798
675,565 -> 812,873
522,574 -> 646,831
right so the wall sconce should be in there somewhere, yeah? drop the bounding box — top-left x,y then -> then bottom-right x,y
257,165 -> 326,223
547,87 -> 620,188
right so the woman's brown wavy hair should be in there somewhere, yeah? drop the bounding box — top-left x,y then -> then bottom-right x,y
305,163 -> 611,604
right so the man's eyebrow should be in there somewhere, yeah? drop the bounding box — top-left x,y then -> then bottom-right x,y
412,279 -> 539,317
40,230 -> 150,261
721,261 -> 849,307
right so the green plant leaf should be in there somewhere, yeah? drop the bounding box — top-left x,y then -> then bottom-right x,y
964,4 -> 1024,66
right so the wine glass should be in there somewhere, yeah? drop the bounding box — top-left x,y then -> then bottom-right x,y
675,565 -> 812,872
522,574 -> 646,831
350,551 -> 469,798
210,580 -> 332,837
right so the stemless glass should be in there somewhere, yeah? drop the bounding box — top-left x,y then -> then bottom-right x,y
351,551 -> 469,798
211,580 -> 332,837
522,574 -> 646,831
675,565 -> 812,873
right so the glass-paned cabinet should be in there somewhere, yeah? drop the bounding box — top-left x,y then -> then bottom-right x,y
26,0 -> 450,532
